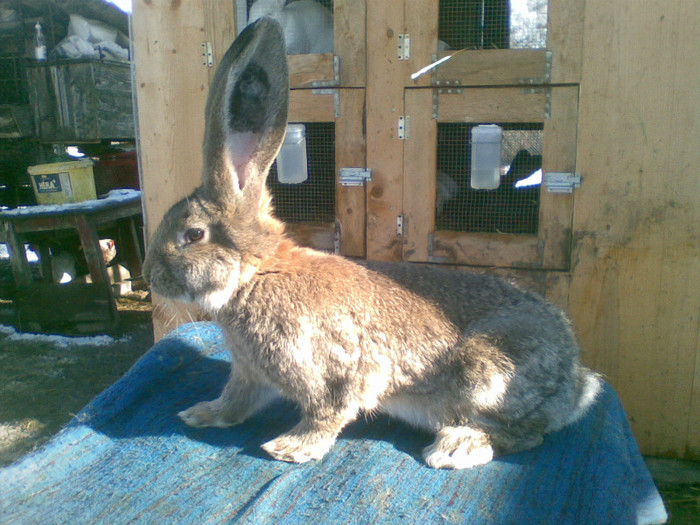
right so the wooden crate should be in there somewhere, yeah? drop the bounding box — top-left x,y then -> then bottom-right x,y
26,60 -> 135,141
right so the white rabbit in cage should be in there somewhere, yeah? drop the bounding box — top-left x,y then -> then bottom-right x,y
248,0 -> 333,55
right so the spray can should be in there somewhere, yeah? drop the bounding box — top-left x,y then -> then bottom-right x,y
34,22 -> 47,61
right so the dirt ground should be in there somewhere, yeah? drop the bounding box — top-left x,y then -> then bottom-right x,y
0,291 -> 154,467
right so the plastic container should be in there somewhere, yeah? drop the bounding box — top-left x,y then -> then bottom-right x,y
28,159 -> 97,204
470,124 -> 503,190
276,124 -> 308,184
34,22 -> 47,61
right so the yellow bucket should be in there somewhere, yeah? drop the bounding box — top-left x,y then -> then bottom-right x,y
28,159 -> 97,205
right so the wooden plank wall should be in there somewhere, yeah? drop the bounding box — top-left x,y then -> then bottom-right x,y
570,0 -> 700,458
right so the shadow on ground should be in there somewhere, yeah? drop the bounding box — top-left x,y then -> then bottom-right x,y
0,291 -> 154,466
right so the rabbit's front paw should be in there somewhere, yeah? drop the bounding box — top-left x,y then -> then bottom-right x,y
262,432 -> 335,463
422,426 -> 494,469
178,400 -> 243,428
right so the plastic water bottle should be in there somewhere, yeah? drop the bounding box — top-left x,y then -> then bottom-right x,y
470,125 -> 503,189
34,22 -> 47,61
277,124 -> 308,184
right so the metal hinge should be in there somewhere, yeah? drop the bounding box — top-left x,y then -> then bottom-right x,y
432,85 -> 462,119
544,172 -> 581,193
339,167 -> 372,186
398,34 -> 410,60
398,116 -> 409,139
396,215 -> 404,236
201,42 -> 213,67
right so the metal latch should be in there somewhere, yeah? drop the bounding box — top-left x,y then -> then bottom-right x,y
339,168 -> 372,186
201,42 -> 213,67
398,34 -> 410,60
544,172 -> 581,193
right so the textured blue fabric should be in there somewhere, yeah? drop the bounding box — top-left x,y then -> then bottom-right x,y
1,322 -> 666,524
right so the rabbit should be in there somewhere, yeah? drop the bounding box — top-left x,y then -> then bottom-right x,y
248,0 -> 333,55
142,18 -> 602,469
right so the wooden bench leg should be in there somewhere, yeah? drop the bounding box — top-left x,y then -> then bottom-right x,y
4,222 -> 32,286
75,215 -> 120,331
116,216 -> 143,280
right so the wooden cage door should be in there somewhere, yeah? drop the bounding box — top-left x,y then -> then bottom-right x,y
285,89 -> 366,257
400,0 -> 583,270
403,86 -> 578,270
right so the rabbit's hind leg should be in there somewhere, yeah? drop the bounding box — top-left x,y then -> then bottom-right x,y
422,425 -> 495,469
486,421 -> 545,456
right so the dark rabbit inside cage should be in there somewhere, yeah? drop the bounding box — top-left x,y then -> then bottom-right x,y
436,123 -> 543,235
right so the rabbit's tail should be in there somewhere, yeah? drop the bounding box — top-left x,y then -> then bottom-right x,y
567,366 -> 603,427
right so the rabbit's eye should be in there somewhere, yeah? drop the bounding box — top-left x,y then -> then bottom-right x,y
184,228 -> 205,244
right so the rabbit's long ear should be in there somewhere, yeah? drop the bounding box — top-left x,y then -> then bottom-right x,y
202,17 -> 288,205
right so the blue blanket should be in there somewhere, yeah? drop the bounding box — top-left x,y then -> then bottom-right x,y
1,322 -> 667,524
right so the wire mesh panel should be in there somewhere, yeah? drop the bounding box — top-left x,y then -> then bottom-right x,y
267,122 -> 335,224
436,123 -> 543,234
438,0 -> 548,50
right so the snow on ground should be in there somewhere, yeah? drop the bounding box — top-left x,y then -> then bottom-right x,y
0,324 -> 129,348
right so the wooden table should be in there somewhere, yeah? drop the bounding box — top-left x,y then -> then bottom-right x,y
0,190 -> 143,334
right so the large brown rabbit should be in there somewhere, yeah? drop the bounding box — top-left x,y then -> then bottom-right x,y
143,18 -> 601,469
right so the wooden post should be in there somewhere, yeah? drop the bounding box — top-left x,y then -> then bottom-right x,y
365,0 -> 406,261
133,0 -> 235,339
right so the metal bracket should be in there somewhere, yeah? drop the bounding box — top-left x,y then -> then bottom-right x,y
201,42 -> 213,67
516,51 -> 553,85
544,50 -> 553,83
339,167 -> 372,187
519,87 -> 552,119
432,85 -> 463,119
398,116 -> 409,139
312,88 -> 341,118
311,55 -> 341,88
398,34 -> 410,60
427,233 -> 448,263
433,79 -> 462,87
544,172 -> 581,193
333,221 -> 341,254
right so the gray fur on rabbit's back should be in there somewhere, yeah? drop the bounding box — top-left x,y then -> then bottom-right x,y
220,247 -> 595,436
360,260 -> 596,433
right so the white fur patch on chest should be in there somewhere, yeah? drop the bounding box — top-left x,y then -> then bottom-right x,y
198,276 -> 238,313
